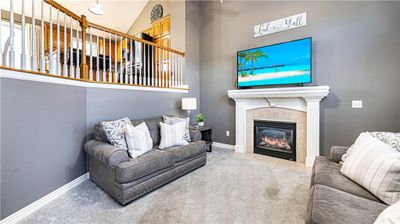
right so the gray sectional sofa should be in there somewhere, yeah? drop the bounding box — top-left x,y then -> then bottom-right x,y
306,146 -> 388,224
84,116 -> 207,205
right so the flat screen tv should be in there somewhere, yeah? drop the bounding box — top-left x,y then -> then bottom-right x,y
237,37 -> 312,88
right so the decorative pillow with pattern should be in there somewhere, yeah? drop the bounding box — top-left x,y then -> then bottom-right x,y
341,132 -> 400,163
162,115 -> 191,142
101,117 -> 133,150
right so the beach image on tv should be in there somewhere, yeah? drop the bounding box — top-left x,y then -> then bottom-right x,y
237,38 -> 311,87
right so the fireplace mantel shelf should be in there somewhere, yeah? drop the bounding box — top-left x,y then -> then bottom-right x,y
227,85 -> 330,167
227,86 -> 330,100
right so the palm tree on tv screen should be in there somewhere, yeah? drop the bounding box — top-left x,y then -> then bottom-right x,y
238,51 -> 251,77
250,50 -> 268,75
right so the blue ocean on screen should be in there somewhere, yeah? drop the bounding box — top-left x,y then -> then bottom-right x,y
237,38 -> 311,87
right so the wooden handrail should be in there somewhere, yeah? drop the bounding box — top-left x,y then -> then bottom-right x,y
44,0 -> 81,21
1,0 -> 186,89
87,22 -> 185,56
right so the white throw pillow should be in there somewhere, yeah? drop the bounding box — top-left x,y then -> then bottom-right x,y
163,115 -> 191,142
125,122 -> 153,158
340,133 -> 400,205
374,200 -> 400,224
159,122 -> 188,149
101,117 -> 133,150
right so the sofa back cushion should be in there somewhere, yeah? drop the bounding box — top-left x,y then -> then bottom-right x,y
94,116 -> 163,146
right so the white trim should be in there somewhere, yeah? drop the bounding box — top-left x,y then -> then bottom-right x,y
213,142 -> 235,150
0,173 -> 89,224
0,69 -> 189,93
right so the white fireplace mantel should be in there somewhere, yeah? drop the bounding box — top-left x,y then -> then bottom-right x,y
227,86 -> 330,167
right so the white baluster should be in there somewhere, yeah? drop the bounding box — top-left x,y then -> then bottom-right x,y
139,43 -> 142,85
63,14 -> 67,76
135,41 -> 138,85
49,6 -> 53,74
152,46 -> 155,86
124,40 -> 128,84
114,34 -> 117,83
119,36 -> 123,83
108,33 -> 112,82
0,7 -> 2,66
96,30 -> 99,81
161,48 -> 164,87
9,0 -> 15,67
89,27 -> 93,80
181,56 -> 184,87
69,16 -> 74,78
129,39 -> 133,84
31,0 -> 37,71
40,0 -> 45,72
154,47 -> 158,86
75,20 -> 80,78
147,45 -> 150,85
56,9 -> 60,74
103,31 -> 106,81
21,0 -> 27,69
143,43 -> 146,85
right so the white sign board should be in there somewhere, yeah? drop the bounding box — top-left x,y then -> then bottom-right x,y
254,13 -> 307,38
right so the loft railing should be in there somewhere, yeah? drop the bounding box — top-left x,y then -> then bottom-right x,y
0,0 -> 186,89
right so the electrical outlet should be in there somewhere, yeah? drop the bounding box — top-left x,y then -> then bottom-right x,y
226,131 -> 230,137
352,100 -> 363,109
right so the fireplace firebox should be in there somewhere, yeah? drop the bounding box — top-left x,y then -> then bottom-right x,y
254,120 -> 296,161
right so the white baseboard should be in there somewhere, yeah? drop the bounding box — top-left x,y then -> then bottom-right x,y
213,142 -> 235,150
0,173 -> 89,224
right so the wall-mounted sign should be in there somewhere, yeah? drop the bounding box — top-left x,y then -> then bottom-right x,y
254,12 -> 307,38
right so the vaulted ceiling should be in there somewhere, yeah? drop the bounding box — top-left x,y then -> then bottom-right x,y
58,0 -> 148,33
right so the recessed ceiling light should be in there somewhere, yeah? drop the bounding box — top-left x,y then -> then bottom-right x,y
89,0 -> 105,16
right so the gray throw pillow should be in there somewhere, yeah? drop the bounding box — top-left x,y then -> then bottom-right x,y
101,117 -> 133,150
162,115 -> 191,142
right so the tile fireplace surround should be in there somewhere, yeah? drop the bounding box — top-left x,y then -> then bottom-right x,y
227,86 -> 330,167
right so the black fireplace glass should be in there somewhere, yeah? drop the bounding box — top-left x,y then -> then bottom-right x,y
254,120 -> 296,161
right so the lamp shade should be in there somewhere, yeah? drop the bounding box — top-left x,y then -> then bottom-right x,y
182,98 -> 197,110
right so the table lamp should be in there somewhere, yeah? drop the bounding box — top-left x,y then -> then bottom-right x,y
182,98 -> 197,123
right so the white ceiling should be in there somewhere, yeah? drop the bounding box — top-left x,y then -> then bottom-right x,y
1,0 -> 148,33
58,0 -> 148,33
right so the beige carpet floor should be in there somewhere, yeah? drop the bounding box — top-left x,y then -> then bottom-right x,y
19,147 -> 311,224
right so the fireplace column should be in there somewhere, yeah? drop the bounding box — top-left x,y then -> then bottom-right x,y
305,97 -> 323,167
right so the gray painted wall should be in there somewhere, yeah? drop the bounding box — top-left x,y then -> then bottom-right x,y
199,1 -> 400,155
1,2 -> 200,219
1,79 -> 87,218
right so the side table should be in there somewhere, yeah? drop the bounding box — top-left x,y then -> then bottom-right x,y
190,126 -> 212,152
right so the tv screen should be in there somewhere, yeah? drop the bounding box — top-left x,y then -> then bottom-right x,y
237,37 -> 312,88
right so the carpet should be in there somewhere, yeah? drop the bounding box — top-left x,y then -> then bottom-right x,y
19,147 -> 311,224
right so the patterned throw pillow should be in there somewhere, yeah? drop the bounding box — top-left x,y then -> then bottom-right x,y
101,117 -> 133,150
341,132 -> 400,163
162,115 -> 191,142
369,132 -> 400,152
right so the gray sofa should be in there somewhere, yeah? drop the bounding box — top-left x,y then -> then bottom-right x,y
84,116 -> 207,205
306,146 -> 388,224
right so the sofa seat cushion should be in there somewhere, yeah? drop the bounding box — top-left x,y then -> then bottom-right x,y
163,141 -> 206,163
311,156 -> 381,202
306,184 -> 386,224
116,149 -> 174,183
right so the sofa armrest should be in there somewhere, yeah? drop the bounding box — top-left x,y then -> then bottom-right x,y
84,140 -> 129,168
329,146 -> 349,163
190,129 -> 202,142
